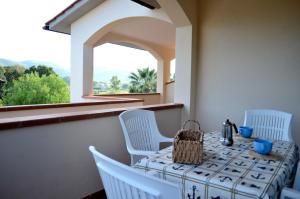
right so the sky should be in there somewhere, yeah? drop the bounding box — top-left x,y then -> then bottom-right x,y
0,0 -> 73,68
0,0 -> 174,80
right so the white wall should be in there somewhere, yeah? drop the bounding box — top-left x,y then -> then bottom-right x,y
0,108 -> 182,199
165,82 -> 174,103
195,0 -> 300,145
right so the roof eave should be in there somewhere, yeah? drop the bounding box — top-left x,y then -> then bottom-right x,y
44,0 -> 105,35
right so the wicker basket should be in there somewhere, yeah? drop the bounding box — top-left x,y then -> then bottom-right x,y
172,120 -> 204,164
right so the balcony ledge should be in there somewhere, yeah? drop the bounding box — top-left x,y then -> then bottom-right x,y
0,98 -> 143,112
0,103 -> 183,130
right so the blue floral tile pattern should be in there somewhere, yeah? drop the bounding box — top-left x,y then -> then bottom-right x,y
133,132 -> 299,199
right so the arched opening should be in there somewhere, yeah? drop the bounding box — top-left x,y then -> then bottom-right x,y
79,16 -> 175,104
93,43 -> 158,94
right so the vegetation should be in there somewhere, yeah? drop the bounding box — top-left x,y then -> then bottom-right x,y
24,65 -> 56,77
128,67 -> 157,93
0,65 -> 26,99
109,75 -> 121,93
0,65 -> 70,106
0,63 -> 158,106
2,73 -> 69,105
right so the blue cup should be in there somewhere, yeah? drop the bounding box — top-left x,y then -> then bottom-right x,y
239,126 -> 253,138
253,139 -> 273,155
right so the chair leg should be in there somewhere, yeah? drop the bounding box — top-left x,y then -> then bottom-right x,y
131,155 -> 134,166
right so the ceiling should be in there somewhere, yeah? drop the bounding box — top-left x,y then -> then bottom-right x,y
110,17 -> 176,50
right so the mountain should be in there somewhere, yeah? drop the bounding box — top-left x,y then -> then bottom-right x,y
94,67 -> 132,83
0,58 -> 151,83
0,58 -> 70,77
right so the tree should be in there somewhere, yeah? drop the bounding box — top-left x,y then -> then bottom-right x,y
0,66 -> 6,101
0,66 -> 6,82
2,73 -> 69,105
0,65 -> 25,99
109,75 -> 121,93
128,67 -> 157,93
3,65 -> 25,85
25,65 -> 56,77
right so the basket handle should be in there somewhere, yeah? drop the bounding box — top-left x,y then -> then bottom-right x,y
182,120 -> 201,131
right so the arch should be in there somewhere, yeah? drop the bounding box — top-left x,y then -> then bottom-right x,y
94,32 -> 164,61
83,15 -> 175,103
84,16 -> 174,51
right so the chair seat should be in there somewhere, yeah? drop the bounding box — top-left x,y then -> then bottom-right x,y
89,146 -> 181,199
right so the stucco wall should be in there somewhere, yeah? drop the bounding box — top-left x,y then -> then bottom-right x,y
195,0 -> 300,145
165,82 -> 174,103
0,108 -> 182,199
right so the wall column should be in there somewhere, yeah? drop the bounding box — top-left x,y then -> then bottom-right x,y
174,26 -> 194,120
158,0 -> 195,121
156,59 -> 164,103
70,39 -> 94,102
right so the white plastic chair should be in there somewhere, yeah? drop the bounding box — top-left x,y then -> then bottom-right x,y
281,161 -> 300,199
244,109 -> 292,141
119,109 -> 173,165
89,146 -> 181,199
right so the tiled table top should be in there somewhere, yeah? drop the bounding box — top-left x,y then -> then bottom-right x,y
134,132 -> 299,199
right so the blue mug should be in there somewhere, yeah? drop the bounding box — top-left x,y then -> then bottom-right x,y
253,139 -> 273,155
239,126 -> 253,138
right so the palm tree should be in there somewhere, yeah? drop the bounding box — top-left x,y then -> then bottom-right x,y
128,67 -> 157,93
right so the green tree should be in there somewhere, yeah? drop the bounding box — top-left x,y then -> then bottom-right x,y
0,65 -> 25,99
0,66 -> 6,82
0,66 -> 6,101
2,73 -> 69,105
3,65 -> 25,86
25,65 -> 56,77
128,67 -> 157,93
109,75 -> 121,93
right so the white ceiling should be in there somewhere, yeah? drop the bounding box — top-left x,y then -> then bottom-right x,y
110,17 -> 176,50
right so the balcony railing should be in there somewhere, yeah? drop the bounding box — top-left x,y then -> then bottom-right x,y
0,103 -> 183,199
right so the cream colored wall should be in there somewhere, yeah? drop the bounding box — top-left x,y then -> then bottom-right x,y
0,108 -> 182,199
0,102 -> 143,119
196,0 -> 300,145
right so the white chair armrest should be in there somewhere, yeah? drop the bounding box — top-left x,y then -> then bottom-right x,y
159,136 -> 174,143
128,149 -> 157,157
281,187 -> 300,199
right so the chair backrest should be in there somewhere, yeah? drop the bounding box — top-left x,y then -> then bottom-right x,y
89,146 -> 181,199
119,109 -> 161,152
244,109 -> 292,141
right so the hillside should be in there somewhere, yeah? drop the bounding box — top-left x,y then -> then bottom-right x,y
0,58 -> 150,83
0,58 -> 70,77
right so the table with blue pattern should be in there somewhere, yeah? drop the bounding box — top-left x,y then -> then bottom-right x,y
133,132 -> 298,199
